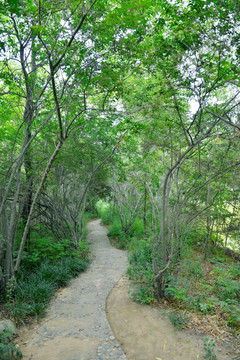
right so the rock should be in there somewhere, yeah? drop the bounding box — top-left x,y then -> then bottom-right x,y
0,319 -> 18,334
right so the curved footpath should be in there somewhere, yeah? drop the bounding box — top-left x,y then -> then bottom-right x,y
20,219 -> 128,360
19,219 -> 234,360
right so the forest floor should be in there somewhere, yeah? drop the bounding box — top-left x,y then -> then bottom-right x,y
18,219 -> 235,359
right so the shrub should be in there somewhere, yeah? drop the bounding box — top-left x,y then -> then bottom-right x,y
214,279 -> 240,301
131,218 -> 145,238
108,218 -> 122,238
127,238 -> 155,304
167,311 -> 190,330
0,329 -> 22,360
96,200 -> 114,225
203,338 -> 217,360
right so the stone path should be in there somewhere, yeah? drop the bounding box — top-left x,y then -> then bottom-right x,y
20,219 -> 128,360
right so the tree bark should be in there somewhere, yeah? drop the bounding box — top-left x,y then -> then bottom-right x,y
204,180 -> 211,260
14,140 -> 64,274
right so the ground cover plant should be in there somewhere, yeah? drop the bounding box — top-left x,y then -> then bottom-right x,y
6,256 -> 89,324
0,328 -> 22,360
128,236 -> 240,331
164,247 -> 240,331
1,214 -> 92,325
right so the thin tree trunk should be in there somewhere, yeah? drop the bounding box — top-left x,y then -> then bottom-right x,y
14,140 -> 63,274
79,193 -> 87,243
143,185 -> 147,234
204,180 -> 211,260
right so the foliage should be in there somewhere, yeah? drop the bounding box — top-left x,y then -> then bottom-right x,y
166,245 -> 240,330
24,237 -> 79,262
19,235 -> 90,270
96,200 -> 114,225
97,200 -> 145,249
0,329 -> 22,360
167,311 -> 190,330
6,257 -> 89,324
127,238 -> 155,304
164,280 -> 189,304
107,219 -> 128,249
203,339 -> 217,360
0,0 -> 240,350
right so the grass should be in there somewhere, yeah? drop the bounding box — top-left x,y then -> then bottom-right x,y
1,214 -> 94,326
5,257 -> 89,324
167,311 -> 190,330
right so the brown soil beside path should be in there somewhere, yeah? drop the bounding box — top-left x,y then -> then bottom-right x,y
107,276 -> 233,360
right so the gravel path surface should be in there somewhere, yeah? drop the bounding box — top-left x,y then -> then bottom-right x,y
20,219 -> 129,360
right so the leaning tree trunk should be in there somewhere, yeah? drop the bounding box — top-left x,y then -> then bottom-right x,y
14,140 -> 64,274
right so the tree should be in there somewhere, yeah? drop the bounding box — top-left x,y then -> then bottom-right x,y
0,0 -> 158,291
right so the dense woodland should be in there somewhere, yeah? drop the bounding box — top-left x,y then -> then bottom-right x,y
0,0 -> 240,356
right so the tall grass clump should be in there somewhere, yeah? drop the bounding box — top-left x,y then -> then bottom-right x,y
6,256 -> 89,324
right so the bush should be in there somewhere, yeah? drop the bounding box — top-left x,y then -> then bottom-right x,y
167,311 -> 190,330
130,218 -> 145,238
108,217 -> 122,238
0,329 -> 22,360
20,237 -> 83,269
96,200 -> 114,225
127,238 -> 155,304
214,279 -> 240,301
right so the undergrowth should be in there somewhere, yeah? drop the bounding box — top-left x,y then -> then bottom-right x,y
96,200 -> 240,335
2,217 -> 92,325
0,328 -> 22,359
96,199 -> 145,249
165,247 -> 240,331
127,238 -> 155,304
167,311 -> 190,330
6,256 -> 89,324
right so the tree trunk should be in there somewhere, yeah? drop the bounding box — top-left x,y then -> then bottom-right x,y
204,180 -> 211,260
143,185 -> 147,234
14,140 -> 64,274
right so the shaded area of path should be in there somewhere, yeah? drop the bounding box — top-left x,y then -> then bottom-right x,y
19,219 -> 128,360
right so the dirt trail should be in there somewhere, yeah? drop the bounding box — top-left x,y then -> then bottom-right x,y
19,220 -> 232,360
19,220 -> 128,360
107,277 -> 233,360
